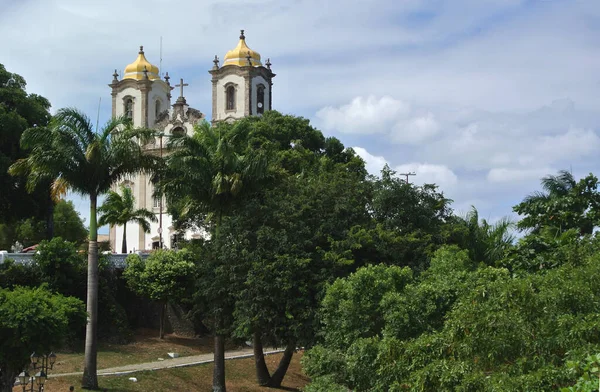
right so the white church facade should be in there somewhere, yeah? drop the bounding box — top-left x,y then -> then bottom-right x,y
108,30 -> 275,253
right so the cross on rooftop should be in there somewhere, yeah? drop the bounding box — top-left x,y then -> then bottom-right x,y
175,78 -> 188,98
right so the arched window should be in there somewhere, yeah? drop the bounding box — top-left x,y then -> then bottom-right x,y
171,127 -> 185,137
124,98 -> 133,119
226,85 -> 236,111
155,100 -> 161,119
257,85 -> 265,115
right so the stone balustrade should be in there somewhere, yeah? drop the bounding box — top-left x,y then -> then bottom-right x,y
0,251 -> 149,269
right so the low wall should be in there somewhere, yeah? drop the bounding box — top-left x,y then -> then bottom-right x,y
0,251 -> 149,268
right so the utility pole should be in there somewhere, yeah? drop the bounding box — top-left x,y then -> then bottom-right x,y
399,171 -> 416,184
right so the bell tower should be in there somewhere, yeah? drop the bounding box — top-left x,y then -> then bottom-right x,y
109,46 -> 172,128
209,30 -> 275,122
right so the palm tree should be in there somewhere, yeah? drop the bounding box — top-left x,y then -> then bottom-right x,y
99,185 -> 157,253
9,108 -> 158,389
515,170 -> 596,235
160,120 -> 270,392
463,206 -> 515,265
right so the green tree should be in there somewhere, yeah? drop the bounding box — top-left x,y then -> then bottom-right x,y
8,108 -> 158,389
98,185 -> 156,253
123,250 -> 196,339
514,170 -> 600,235
53,199 -> 88,245
304,240 -> 600,391
160,120 -> 270,392
460,206 -> 515,265
0,286 -> 86,392
0,64 -> 52,237
33,237 -> 86,298
208,112 -> 371,387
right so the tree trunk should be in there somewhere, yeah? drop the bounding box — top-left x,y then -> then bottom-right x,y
82,194 -> 99,389
0,363 -> 17,392
213,329 -> 226,392
46,189 -> 54,240
266,343 -> 295,388
159,301 -> 166,339
121,222 -> 127,253
253,331 -> 271,386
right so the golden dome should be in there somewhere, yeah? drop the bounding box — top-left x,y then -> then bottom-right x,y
223,30 -> 262,67
123,46 -> 160,80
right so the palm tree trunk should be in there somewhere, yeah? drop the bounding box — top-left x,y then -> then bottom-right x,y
121,222 -> 127,253
266,343 -> 295,388
82,194 -> 99,389
253,330 -> 271,386
213,209 -> 226,392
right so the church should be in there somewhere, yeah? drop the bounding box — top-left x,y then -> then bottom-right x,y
108,30 -> 275,253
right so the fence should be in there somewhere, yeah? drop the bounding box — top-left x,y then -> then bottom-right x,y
0,251 -> 149,269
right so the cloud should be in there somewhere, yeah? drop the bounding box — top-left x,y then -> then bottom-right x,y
316,96 -> 440,145
316,96 -> 410,135
392,112 -> 440,144
487,168 -> 553,183
394,163 -> 458,191
353,147 -> 388,176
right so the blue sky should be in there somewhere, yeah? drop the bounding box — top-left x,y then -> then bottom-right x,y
1,0 -> 599,233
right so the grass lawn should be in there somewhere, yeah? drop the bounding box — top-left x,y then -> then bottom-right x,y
29,352 -> 308,392
14,329 -> 309,391
51,329 -> 215,375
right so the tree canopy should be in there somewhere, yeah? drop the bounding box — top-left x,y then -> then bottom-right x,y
0,286 -> 86,392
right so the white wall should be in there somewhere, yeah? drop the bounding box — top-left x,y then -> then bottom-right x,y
115,88 -> 143,126
215,74 -> 245,121
148,82 -> 170,125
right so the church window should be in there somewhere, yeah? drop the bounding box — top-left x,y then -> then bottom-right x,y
153,196 -> 160,208
226,85 -> 236,111
171,127 -> 185,137
124,98 -> 133,119
257,85 -> 265,115
155,100 -> 161,119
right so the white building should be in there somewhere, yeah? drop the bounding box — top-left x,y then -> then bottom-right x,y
108,30 -> 275,252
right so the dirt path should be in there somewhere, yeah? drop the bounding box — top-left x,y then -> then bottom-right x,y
51,348 -> 283,378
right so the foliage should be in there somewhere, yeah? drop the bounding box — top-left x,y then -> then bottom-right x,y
458,206 -> 515,266
201,112 -> 371,387
514,170 -> 600,235
319,264 -> 413,350
9,107 -> 160,389
0,259 -> 40,289
13,217 -> 46,247
0,63 -> 52,230
304,241 -> 600,391
34,237 -> 86,297
324,164 -> 454,273
53,199 -> 88,245
124,250 -> 196,303
0,286 -> 85,392
99,185 -> 156,253
161,119 -> 272,390
123,250 -> 196,339
562,354 -> 600,392
0,200 -> 87,249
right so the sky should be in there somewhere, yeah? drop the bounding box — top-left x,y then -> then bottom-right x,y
1,0 -> 599,233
